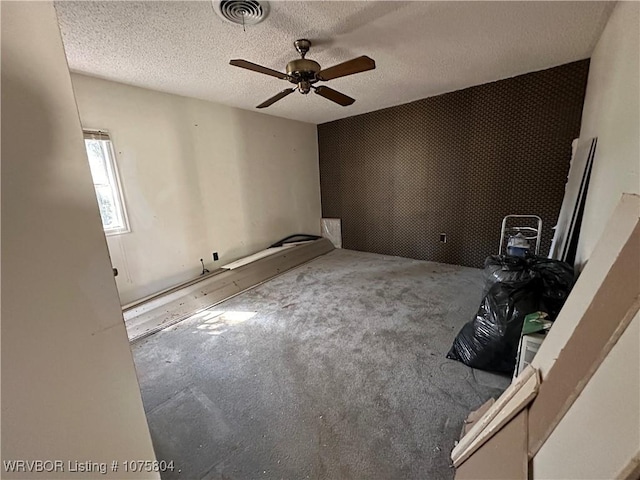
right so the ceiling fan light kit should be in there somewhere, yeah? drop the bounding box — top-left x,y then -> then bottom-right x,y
230,39 -> 376,108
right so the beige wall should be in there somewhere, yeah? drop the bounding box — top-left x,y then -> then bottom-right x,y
70,74 -> 321,305
531,194 -> 639,479
533,312 -> 639,479
532,3 -> 640,475
575,1 -> 640,270
1,2 -> 157,478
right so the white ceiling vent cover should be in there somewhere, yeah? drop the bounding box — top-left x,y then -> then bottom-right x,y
213,0 -> 270,26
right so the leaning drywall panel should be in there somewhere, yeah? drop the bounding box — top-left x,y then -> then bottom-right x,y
321,218 -> 342,248
575,1 -> 640,269
532,193 -> 639,378
528,221 -> 639,455
1,2 -> 157,477
533,312 -> 640,479
549,138 -> 594,260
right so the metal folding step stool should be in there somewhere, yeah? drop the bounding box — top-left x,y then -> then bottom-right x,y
499,215 -> 543,256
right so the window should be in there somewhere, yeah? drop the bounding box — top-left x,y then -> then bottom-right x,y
83,130 -> 130,235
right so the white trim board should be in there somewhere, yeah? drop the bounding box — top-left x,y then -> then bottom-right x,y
221,243 -> 301,270
549,137 -> 597,261
532,193 -> 640,378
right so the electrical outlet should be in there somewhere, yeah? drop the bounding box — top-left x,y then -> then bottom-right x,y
213,252 -> 219,261
440,233 -> 447,243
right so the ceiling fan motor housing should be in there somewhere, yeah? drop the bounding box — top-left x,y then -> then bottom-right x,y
286,59 -> 320,77
286,58 -> 321,94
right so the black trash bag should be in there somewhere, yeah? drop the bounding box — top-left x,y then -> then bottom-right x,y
482,255 -> 534,296
447,254 -> 574,373
528,257 -> 574,321
447,276 -> 542,373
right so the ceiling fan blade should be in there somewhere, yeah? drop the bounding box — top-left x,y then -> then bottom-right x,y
317,56 -> 375,81
314,86 -> 355,106
230,59 -> 291,80
256,88 -> 297,109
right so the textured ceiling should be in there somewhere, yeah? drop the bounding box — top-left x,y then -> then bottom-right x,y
55,1 -> 613,124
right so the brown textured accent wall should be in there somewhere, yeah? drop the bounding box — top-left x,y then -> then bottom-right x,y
318,60 -> 590,268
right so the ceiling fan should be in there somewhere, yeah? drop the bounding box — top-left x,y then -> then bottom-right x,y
229,39 -> 376,109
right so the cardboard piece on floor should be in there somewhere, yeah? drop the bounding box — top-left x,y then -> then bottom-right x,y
453,367 -> 540,467
452,366 -> 535,464
528,221 -> 640,457
455,409 -> 528,480
460,398 -> 495,438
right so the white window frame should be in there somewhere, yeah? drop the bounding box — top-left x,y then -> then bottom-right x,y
83,130 -> 131,236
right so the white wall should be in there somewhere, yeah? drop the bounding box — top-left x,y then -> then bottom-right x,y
531,194 -> 639,479
532,3 -> 640,475
575,0 -> 640,270
533,312 -> 639,479
1,2 -> 157,478
70,74 -> 321,305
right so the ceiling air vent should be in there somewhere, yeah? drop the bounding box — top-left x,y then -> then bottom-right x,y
213,0 -> 270,26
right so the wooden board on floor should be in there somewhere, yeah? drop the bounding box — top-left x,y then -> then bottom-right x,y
455,409 -> 528,480
528,222 -> 640,457
123,268 -> 228,317
452,367 -> 535,463
460,398 -> 495,438
221,244 -> 299,269
125,238 -> 334,341
453,366 -> 539,467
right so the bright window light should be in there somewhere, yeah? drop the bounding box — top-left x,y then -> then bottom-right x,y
83,130 -> 130,235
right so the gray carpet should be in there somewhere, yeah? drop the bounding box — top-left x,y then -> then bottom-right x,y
132,249 -> 510,480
